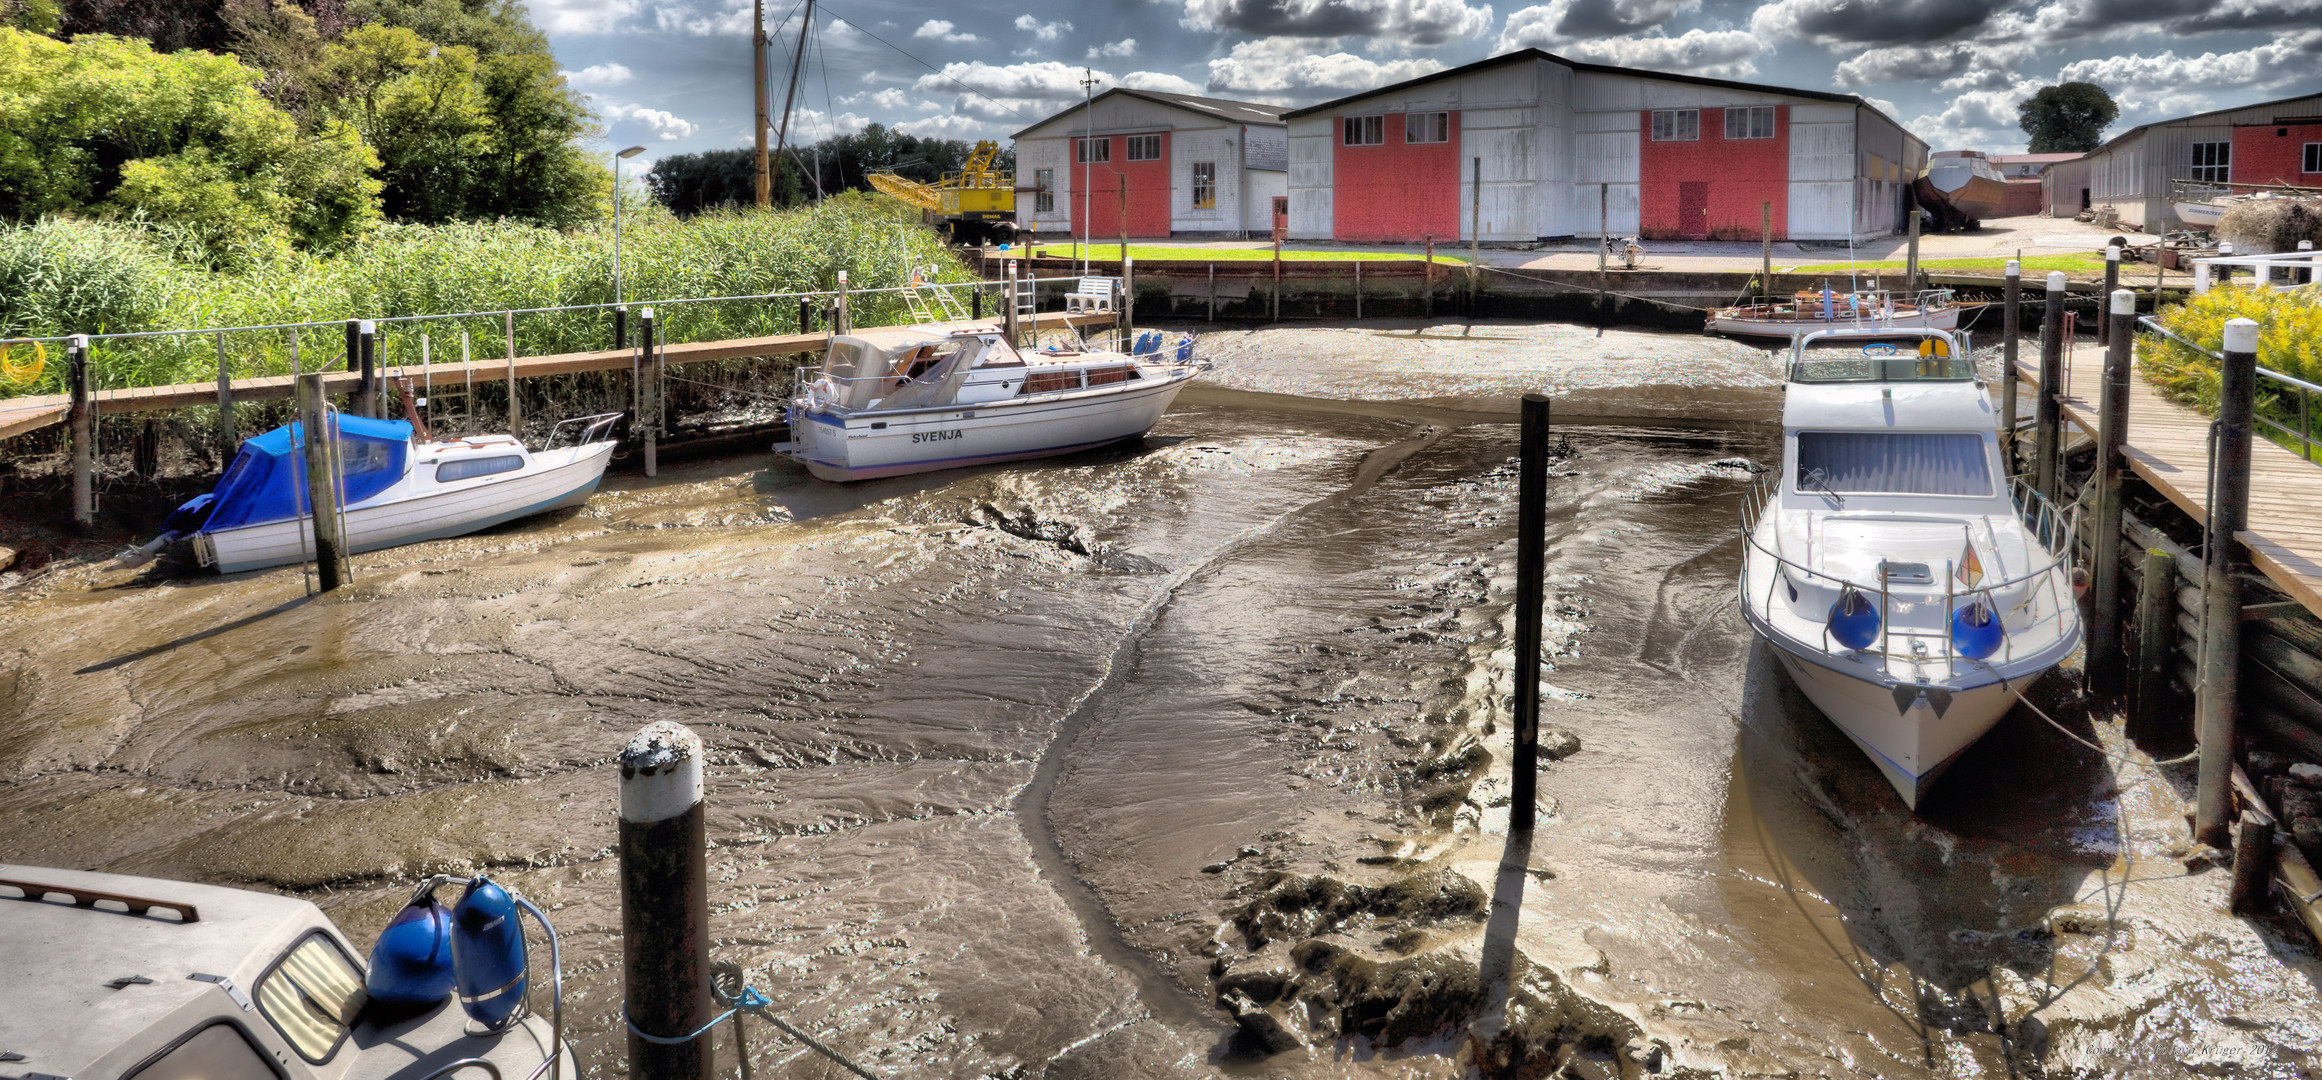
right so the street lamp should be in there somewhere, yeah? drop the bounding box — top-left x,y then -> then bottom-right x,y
613,145 -> 647,307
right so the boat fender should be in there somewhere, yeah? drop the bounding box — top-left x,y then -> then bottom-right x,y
449,875 -> 529,1030
1951,597 -> 2005,660
366,887 -> 456,1011
1827,585 -> 1881,651
1175,336 -> 1195,363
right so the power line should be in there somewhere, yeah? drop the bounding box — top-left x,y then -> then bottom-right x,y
824,14 -> 1035,122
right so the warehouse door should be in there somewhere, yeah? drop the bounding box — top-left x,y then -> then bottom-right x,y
1678,183 -> 1710,239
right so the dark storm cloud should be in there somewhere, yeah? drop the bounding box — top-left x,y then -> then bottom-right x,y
1180,0 -> 1387,37
1546,0 -> 1699,37
1751,0 -> 2013,47
2165,0 -> 2322,33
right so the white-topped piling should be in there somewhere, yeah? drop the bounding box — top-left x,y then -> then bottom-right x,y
620,721 -> 713,1080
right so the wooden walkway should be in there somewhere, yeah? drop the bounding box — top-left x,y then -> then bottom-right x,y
0,312 -> 1111,443
2022,349 -> 2322,619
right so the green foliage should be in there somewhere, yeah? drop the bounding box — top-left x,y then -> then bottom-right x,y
3,0 -> 60,35
661,126 -> 1006,211
645,148 -> 810,214
2017,82 -> 2119,154
2139,285 -> 2322,457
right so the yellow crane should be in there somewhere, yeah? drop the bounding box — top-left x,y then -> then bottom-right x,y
867,141 -> 1018,245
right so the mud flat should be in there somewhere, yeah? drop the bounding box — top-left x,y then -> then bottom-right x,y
2,321 -> 2317,1078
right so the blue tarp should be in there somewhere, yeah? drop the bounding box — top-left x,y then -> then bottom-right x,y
201,416 -> 413,532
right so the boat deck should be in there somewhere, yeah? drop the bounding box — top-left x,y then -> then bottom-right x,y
2020,349 -> 2322,619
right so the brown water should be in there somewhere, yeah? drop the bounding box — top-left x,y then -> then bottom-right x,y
3,322 -> 2318,1079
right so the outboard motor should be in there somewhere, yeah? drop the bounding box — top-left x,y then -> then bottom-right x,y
366,882 -> 457,1010
450,875 -> 530,1030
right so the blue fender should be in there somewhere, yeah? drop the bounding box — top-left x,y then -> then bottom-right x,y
1827,585 -> 1881,651
1952,597 -> 2005,660
449,876 -> 529,1029
367,893 -> 455,1008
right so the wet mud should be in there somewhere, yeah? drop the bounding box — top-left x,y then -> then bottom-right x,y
4,321 -> 2319,1078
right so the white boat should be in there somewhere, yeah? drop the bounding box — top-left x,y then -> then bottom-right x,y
776,322 -> 1207,482
1738,328 -> 2082,808
157,412 -> 620,573
1709,287 -> 1963,339
1915,151 -> 2007,228
2173,199 -> 2227,229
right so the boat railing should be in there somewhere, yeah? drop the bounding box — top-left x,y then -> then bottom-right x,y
1725,288 -> 1957,322
543,411 -> 623,452
1738,472 -> 2079,669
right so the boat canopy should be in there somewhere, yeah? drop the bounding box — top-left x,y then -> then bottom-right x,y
819,329 -> 1001,410
1788,329 -> 1974,383
201,416 -> 413,532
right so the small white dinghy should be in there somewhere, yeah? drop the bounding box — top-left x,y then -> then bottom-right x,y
1709,287 -> 1963,339
155,412 -> 619,574
1738,328 -> 2082,808
776,322 -> 1207,482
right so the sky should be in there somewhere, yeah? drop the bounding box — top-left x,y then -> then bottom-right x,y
528,0 -> 2322,171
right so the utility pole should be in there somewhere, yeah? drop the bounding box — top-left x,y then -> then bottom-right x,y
753,0 -> 770,208
1081,67 -> 1097,275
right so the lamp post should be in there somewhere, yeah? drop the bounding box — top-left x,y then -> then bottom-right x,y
613,145 -> 647,308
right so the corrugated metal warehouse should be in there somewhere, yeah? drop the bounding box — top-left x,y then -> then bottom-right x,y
1273,49 -> 1925,244
1012,89 -> 1288,240
2078,91 -> 2322,231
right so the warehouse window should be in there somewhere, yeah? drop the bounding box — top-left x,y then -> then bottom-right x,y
1651,109 -> 1699,141
1404,111 -> 1449,144
2305,143 -> 2321,173
1034,168 -> 1053,213
2190,141 -> 2230,183
1191,162 -> 1215,210
1126,134 -> 1162,161
1724,106 -> 1775,140
1076,137 -> 1109,164
1342,115 -> 1384,146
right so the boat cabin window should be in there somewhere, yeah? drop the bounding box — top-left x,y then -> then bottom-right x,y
437,454 -> 524,482
126,1022 -> 284,1080
1790,339 -> 1974,383
254,933 -> 366,1063
1795,432 -> 1992,497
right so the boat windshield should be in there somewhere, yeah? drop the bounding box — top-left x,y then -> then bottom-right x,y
1795,432 -> 1992,496
1789,340 -> 1975,383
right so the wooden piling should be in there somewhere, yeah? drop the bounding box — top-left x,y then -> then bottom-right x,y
2088,289 -> 2136,698
1206,262 -> 1216,322
503,311 -> 521,438
1271,238 -> 1282,323
1425,235 -> 1435,319
2133,547 -> 2176,737
68,335 -> 93,529
618,721 -> 715,1080
1469,156 -> 1482,318
2100,246 -> 2121,345
2197,317 -> 2261,846
1596,184 -> 1609,326
614,305 -> 629,350
1354,260 -> 1363,320
1120,257 -> 1134,341
214,332 -> 234,463
1905,201 -> 1922,292
2231,811 -> 2275,914
2033,272 -> 2066,502
1511,393 -> 1550,833
641,307 -> 659,478
835,270 -> 852,335
1760,201 -> 1772,287
297,372 -> 347,591
1003,261 -> 1020,344
2000,260 -> 2021,461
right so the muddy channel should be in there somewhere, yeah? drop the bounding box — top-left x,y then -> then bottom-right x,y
4,322 -> 2321,1079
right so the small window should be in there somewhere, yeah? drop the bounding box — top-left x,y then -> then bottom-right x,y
1651,110 -> 1699,142
1076,137 -> 1109,164
1033,168 -> 1053,212
1724,106 -> 1775,140
2190,141 -> 2230,183
1342,115 -> 1384,146
1125,134 -> 1161,161
1403,111 -> 1449,144
1795,432 -> 1991,497
437,454 -> 524,482
1190,162 -> 1215,210
127,1022 -> 283,1080
2305,143 -> 2321,174
255,934 -> 365,1064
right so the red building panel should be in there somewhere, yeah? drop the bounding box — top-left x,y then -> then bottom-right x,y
1332,111 -> 1462,243
2231,122 -> 2322,187
1069,132 -> 1173,239
1637,107 -> 1788,241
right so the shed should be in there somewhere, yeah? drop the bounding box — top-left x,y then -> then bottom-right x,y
2077,91 -> 2322,231
1012,88 -> 1287,240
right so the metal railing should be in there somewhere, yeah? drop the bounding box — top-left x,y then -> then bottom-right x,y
1738,471 -> 2080,672
2138,314 -> 2322,462
2190,249 -> 2321,294
543,411 -> 623,452
1722,288 -> 1959,328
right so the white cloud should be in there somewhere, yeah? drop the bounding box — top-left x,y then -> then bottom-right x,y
1205,36 -> 1444,94
895,113 -> 997,138
1089,38 -> 1137,59
649,0 -> 751,36
914,60 -> 1109,101
1014,14 -> 1073,41
843,87 -> 919,110
779,108 -> 872,142
914,19 -> 980,42
561,62 -> 634,87
1559,29 -> 1765,78
2057,30 -> 2322,93
1859,95 -> 1899,119
522,0 -> 641,34
1906,80 -> 2039,152
603,102 -> 701,141
1122,70 -> 1205,95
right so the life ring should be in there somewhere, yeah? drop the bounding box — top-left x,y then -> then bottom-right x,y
808,376 -> 839,408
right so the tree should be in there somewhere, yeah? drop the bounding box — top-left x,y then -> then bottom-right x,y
645,149 -> 810,215
2018,82 -> 2119,153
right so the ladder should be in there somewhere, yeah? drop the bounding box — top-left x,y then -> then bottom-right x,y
902,265 -> 974,324
419,332 -> 474,438
1012,271 -> 1036,323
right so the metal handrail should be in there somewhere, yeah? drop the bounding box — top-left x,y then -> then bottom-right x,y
542,411 -> 622,452
2136,314 -> 2321,461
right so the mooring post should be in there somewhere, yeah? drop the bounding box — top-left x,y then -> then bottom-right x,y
2001,260 -> 2022,461
214,331 -> 235,462
1469,156 -> 1482,318
1424,235 -> 1435,320
1596,183 -> 1609,326
1271,237 -> 1282,323
2088,289 -> 2136,698
1119,256 -> 1134,341
619,721 -> 715,1080
798,296 -> 814,334
1002,261 -> 1019,344
2100,246 -> 2121,344
2196,317 -> 2260,847
1206,262 -> 1216,322
1354,260 -> 1363,320
614,305 -> 629,351
503,311 -> 521,438
360,320 -> 380,418
68,334 -> 94,529
2033,272 -> 2066,503
2231,811 -> 2274,915
641,306 -> 659,479
2215,242 -> 2234,289
298,372 -> 347,591
1905,202 -> 1922,292
835,270 -> 852,335
971,285 -> 983,321
1760,201 -> 1772,288
1511,393 -> 1550,833
2131,546 -> 2174,739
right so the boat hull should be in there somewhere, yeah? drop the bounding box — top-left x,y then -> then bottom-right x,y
2173,201 -> 2225,228
1916,171 -> 2006,223
197,442 -> 614,573
780,372 -> 1193,482
1763,642 -> 2028,808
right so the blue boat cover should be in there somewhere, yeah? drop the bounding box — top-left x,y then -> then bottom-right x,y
201,416 -> 413,532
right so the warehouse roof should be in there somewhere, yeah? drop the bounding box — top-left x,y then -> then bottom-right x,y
1013,88 -> 1285,140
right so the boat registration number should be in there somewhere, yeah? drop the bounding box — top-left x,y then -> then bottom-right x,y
912,429 -> 964,444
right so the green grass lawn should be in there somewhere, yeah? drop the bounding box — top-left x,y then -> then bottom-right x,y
1017,243 -> 1467,265
1785,253 -> 2114,275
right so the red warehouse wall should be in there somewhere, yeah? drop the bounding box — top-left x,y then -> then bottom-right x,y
2231,123 -> 2322,187
1332,111 -> 1461,243
1069,132 -> 1173,239
1638,106 -> 1788,241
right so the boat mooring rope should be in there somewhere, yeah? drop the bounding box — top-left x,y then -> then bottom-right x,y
2002,676 -> 2198,770
622,982 -> 886,1080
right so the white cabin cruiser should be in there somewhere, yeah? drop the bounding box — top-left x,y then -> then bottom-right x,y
776,322 -> 1207,482
153,412 -> 619,574
1738,328 -> 2081,808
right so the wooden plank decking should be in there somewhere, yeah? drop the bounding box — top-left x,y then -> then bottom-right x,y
2022,349 -> 2322,619
0,312 -> 1112,444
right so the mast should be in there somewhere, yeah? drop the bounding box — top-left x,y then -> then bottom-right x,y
753,0 -> 769,207
773,0 -> 813,200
